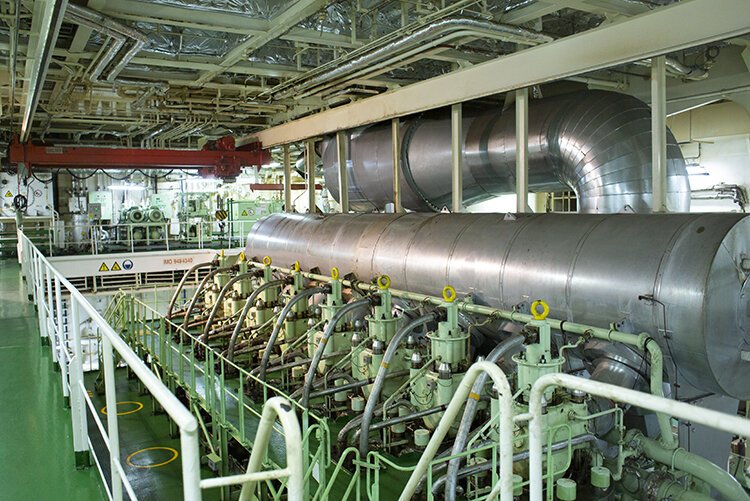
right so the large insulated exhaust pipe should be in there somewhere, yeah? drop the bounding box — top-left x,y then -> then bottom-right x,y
322,90 -> 690,213
246,212 -> 750,400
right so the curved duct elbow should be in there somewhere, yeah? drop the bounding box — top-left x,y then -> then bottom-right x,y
322,90 -> 690,213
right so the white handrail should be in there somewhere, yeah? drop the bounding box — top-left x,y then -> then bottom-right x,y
236,397 -> 304,501
18,230 -> 202,501
399,361 -> 514,501
19,228 -> 305,501
526,373 -> 750,501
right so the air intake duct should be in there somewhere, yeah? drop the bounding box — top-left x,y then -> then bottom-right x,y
322,90 -> 690,213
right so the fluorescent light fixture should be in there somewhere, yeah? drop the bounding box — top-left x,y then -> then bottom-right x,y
268,161 -> 281,167
686,165 -> 709,177
109,184 -> 146,191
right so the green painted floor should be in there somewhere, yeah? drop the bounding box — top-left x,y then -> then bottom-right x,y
0,259 -> 106,501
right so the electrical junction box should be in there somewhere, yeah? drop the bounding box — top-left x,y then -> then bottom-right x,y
88,191 -> 113,220
88,203 -> 102,221
231,199 -> 283,237
150,193 -> 174,219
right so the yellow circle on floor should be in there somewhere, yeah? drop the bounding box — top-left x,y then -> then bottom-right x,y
100,401 -> 144,416
126,447 -> 179,469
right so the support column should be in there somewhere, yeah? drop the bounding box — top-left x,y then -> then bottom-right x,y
336,131 -> 349,213
305,139 -> 316,214
392,119 -> 402,213
451,104 -> 463,212
651,55 -> 668,213
515,87 -> 529,213
283,144 -> 292,213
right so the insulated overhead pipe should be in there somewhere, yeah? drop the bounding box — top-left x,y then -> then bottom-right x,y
246,211 -> 750,400
322,90 -> 691,213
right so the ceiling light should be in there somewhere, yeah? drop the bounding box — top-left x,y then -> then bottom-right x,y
109,184 -> 146,191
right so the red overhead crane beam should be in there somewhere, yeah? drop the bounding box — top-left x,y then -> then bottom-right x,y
6,135 -> 271,180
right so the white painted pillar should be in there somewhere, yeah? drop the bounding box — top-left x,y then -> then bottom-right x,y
451,104 -> 463,212
651,55 -> 668,212
336,131 -> 349,213
305,139 -> 316,213
283,144 -> 292,212
516,87 -> 529,213
392,119 -> 403,213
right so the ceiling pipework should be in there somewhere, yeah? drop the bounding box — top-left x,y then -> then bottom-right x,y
323,90 -> 691,212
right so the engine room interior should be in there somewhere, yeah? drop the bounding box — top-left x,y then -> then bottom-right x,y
1,1 -> 750,501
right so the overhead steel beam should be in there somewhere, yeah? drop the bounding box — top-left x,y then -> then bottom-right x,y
249,0 -> 750,147
503,0 -> 650,23
193,0 -> 331,85
7,137 -> 270,179
19,0 -> 68,142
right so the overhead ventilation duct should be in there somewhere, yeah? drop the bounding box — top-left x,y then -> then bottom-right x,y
272,17 -> 553,99
322,90 -> 691,213
66,3 -> 148,82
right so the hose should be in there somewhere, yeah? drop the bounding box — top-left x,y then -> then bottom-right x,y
166,260 -> 212,320
181,266 -> 233,330
445,334 -> 525,501
201,270 -> 261,343
353,404 -> 448,444
258,286 -> 330,382
227,279 -> 284,360
359,312 -> 438,458
301,298 -> 371,408
308,370 -> 409,399
337,400 -> 415,448
432,434 -> 597,496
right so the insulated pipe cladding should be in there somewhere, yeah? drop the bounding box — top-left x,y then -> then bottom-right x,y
247,212 -> 750,400
321,90 -> 691,213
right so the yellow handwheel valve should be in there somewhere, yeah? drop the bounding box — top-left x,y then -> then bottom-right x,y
442,285 -> 457,303
377,275 -> 391,290
331,267 -> 340,280
531,299 -> 550,320
262,256 -> 272,266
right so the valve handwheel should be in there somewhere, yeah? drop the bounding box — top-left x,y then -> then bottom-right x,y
442,285 -> 457,303
262,256 -> 272,266
531,299 -> 550,320
331,267 -> 340,280
377,275 -> 391,290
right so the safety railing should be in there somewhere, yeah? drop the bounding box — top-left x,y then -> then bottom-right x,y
48,218 -> 266,257
18,229 -> 305,501
121,294 -> 340,500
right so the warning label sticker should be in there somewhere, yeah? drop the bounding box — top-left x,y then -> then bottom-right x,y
111,261 -> 122,271
241,209 -> 248,216
4,191 -> 12,198
99,262 -> 109,272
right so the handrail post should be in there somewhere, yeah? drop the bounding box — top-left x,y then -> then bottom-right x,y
181,424 -> 203,501
46,266 -> 55,361
399,361 -> 513,501
238,397 -> 304,501
55,277 -> 69,401
69,299 -> 90,467
102,333 -> 124,501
